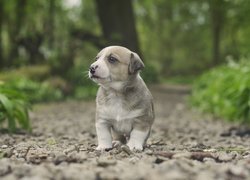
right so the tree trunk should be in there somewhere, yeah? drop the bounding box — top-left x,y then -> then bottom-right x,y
157,1 -> 174,75
7,0 -> 27,67
48,0 -> 55,49
95,0 -> 141,55
209,0 -> 225,66
0,0 -> 4,68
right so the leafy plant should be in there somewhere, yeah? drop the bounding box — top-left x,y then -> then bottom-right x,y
0,84 -> 31,132
190,58 -> 250,124
5,78 -> 63,103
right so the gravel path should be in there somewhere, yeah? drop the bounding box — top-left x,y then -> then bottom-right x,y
0,85 -> 250,180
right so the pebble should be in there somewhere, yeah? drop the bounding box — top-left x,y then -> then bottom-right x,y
145,149 -> 153,155
96,157 -> 117,167
63,145 -> 76,154
227,165 -> 249,178
3,137 -> 15,146
54,153 -> 68,165
218,152 -> 234,162
0,164 -> 11,176
3,148 -> 13,158
1,145 -> 8,149
203,157 -> 216,164
12,164 -> 31,178
129,156 -> 140,164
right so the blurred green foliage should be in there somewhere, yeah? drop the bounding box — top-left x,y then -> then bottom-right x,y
0,84 -> 31,132
1,0 -> 250,77
67,64 -> 98,100
0,0 -> 250,127
191,58 -> 250,123
6,78 -> 63,103
0,64 -> 97,105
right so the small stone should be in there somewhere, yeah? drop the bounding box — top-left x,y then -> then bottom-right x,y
97,157 -> 117,167
14,142 -> 31,158
13,164 -> 31,178
77,152 -> 88,162
154,157 -> 165,164
46,138 -> 57,145
229,151 -> 241,160
145,149 -> 153,155
129,156 -> 140,164
0,164 -> 11,176
67,152 -> 79,163
3,137 -> 15,146
54,153 -> 68,165
227,165 -> 248,178
218,152 -> 233,162
203,149 -> 217,153
1,145 -> 8,149
203,157 -> 216,163
121,145 -> 133,155
26,148 -> 48,164
63,145 -> 76,154
3,148 -> 14,158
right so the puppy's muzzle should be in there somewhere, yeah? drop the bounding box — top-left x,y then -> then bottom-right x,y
89,65 -> 98,75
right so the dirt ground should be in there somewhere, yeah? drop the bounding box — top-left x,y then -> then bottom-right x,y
0,85 -> 250,180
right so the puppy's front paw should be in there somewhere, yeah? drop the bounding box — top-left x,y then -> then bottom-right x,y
112,140 -> 122,148
96,144 -> 112,151
127,142 -> 143,151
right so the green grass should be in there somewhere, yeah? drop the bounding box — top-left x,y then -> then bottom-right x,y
4,78 -> 63,103
0,85 -> 31,133
190,58 -> 250,124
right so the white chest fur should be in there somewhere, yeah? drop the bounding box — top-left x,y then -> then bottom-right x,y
98,94 -> 143,134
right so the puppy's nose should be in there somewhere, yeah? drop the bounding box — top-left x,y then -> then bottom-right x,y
89,65 -> 98,74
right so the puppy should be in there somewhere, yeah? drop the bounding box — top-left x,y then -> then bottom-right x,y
89,46 -> 154,151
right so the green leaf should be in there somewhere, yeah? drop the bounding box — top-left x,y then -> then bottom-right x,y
14,104 -> 31,131
7,114 -> 16,132
0,94 -> 14,118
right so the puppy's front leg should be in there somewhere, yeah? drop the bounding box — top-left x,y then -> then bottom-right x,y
96,121 -> 112,150
127,126 -> 150,151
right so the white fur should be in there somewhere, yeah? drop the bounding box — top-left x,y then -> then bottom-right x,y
106,81 -> 124,91
95,121 -> 112,150
98,94 -> 144,134
90,54 -> 110,80
127,129 -> 149,151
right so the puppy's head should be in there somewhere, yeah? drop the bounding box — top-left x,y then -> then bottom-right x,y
89,46 -> 144,88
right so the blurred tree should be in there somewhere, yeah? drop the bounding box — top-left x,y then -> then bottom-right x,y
8,0 -> 27,67
95,0 -> 141,55
1,0 -> 250,80
47,0 -> 55,49
154,0 -> 175,75
209,0 -> 226,66
0,0 -> 3,68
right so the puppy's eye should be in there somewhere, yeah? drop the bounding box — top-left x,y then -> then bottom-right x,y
95,56 -> 99,61
108,56 -> 118,64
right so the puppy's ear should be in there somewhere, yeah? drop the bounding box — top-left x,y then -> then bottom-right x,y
129,53 -> 145,74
